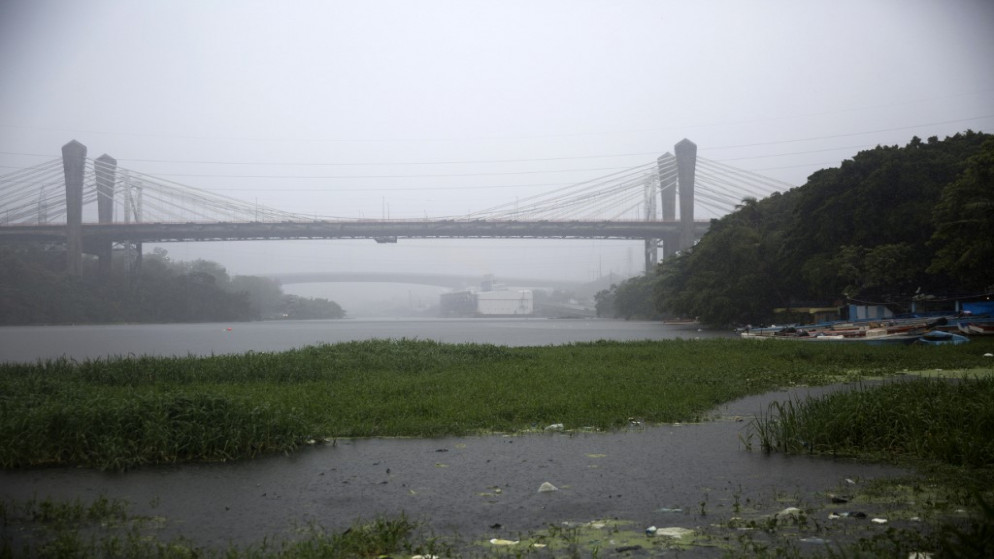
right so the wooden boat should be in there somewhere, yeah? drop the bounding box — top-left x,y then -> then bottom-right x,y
957,322 -> 994,336
740,315 -> 968,345
739,316 -> 949,341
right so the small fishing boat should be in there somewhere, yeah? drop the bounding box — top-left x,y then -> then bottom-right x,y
957,321 -> 994,336
915,330 -> 970,345
740,316 -> 969,345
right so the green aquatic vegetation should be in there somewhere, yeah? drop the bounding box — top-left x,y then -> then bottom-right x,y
749,375 -> 994,467
1,337 -> 991,470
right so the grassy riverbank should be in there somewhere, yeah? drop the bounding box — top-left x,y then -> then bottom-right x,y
2,337 -> 993,470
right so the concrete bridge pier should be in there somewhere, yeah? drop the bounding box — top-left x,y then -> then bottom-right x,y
643,171 -> 659,274
674,139 -> 697,253
94,154 -> 117,276
656,152 -> 678,259
61,140 -> 86,276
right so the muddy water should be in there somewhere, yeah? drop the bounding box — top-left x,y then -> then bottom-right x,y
0,384 -> 905,551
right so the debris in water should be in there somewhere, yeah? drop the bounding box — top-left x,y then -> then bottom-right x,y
538,482 -> 558,493
655,527 -> 694,539
775,507 -> 803,521
829,511 -> 867,519
489,538 -> 519,546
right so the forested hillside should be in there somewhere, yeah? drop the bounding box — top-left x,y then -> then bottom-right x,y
600,131 -> 994,326
0,247 -> 345,325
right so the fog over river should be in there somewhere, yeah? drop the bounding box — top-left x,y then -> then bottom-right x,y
0,318 -> 732,364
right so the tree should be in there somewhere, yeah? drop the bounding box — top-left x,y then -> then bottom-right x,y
928,138 -> 994,292
651,131 -> 992,326
610,274 -> 663,319
280,294 -> 345,319
229,275 -> 285,318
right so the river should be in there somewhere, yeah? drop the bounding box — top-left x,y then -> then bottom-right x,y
1,320 -> 912,556
0,318 -> 731,364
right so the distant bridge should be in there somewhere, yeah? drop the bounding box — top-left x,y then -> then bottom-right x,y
0,139 -> 790,277
269,271 -> 585,290
0,218 -> 709,243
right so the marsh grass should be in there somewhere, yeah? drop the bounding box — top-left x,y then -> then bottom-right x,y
749,375 -> 994,467
2,337 -> 992,470
0,497 -> 443,559
745,367 -> 994,557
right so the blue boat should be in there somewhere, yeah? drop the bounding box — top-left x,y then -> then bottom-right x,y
914,330 -> 970,345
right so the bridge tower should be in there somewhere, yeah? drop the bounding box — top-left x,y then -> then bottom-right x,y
61,140 -> 86,276
94,154 -> 117,276
656,152 -> 678,260
643,171 -> 659,274
674,138 -> 697,253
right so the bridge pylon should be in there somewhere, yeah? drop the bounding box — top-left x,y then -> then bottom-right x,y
94,154 -> 117,276
61,140 -> 86,276
674,138 -> 697,253
652,140 -> 697,265
643,170 -> 659,274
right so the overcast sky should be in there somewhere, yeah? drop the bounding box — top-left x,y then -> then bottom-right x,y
1,0 -> 992,306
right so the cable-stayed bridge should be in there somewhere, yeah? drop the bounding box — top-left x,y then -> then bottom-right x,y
0,139 -> 792,276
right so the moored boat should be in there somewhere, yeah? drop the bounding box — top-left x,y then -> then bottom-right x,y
740,315 -> 969,345
957,321 -> 994,336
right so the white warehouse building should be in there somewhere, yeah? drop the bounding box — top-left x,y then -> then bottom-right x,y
476,289 -> 533,316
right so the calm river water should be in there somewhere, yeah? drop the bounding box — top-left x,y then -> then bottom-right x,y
0,318 -> 731,364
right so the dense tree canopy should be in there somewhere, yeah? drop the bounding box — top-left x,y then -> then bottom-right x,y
927,138 -> 994,291
602,131 -> 994,327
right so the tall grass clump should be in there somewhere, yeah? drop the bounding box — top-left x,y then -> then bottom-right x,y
1,496 -> 439,559
749,375 -> 994,467
2,337 -> 991,469
0,390 -> 307,470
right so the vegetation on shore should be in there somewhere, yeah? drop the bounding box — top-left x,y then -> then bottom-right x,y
0,246 -> 344,325
600,131 -> 994,325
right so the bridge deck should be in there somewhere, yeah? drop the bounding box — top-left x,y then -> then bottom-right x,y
0,219 -> 710,243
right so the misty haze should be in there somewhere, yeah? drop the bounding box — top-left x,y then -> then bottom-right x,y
2,1 -> 993,557
2,1 -> 991,322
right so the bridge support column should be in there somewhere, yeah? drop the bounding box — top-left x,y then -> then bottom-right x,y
62,140 -> 86,276
644,238 -> 658,274
656,152 -> 679,261
674,139 -> 697,253
95,154 -> 117,277
657,152 -> 676,223
659,232 -> 680,260
643,170 -> 659,274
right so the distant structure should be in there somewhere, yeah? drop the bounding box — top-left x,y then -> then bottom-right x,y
439,276 -> 533,317
3,137 -> 795,281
